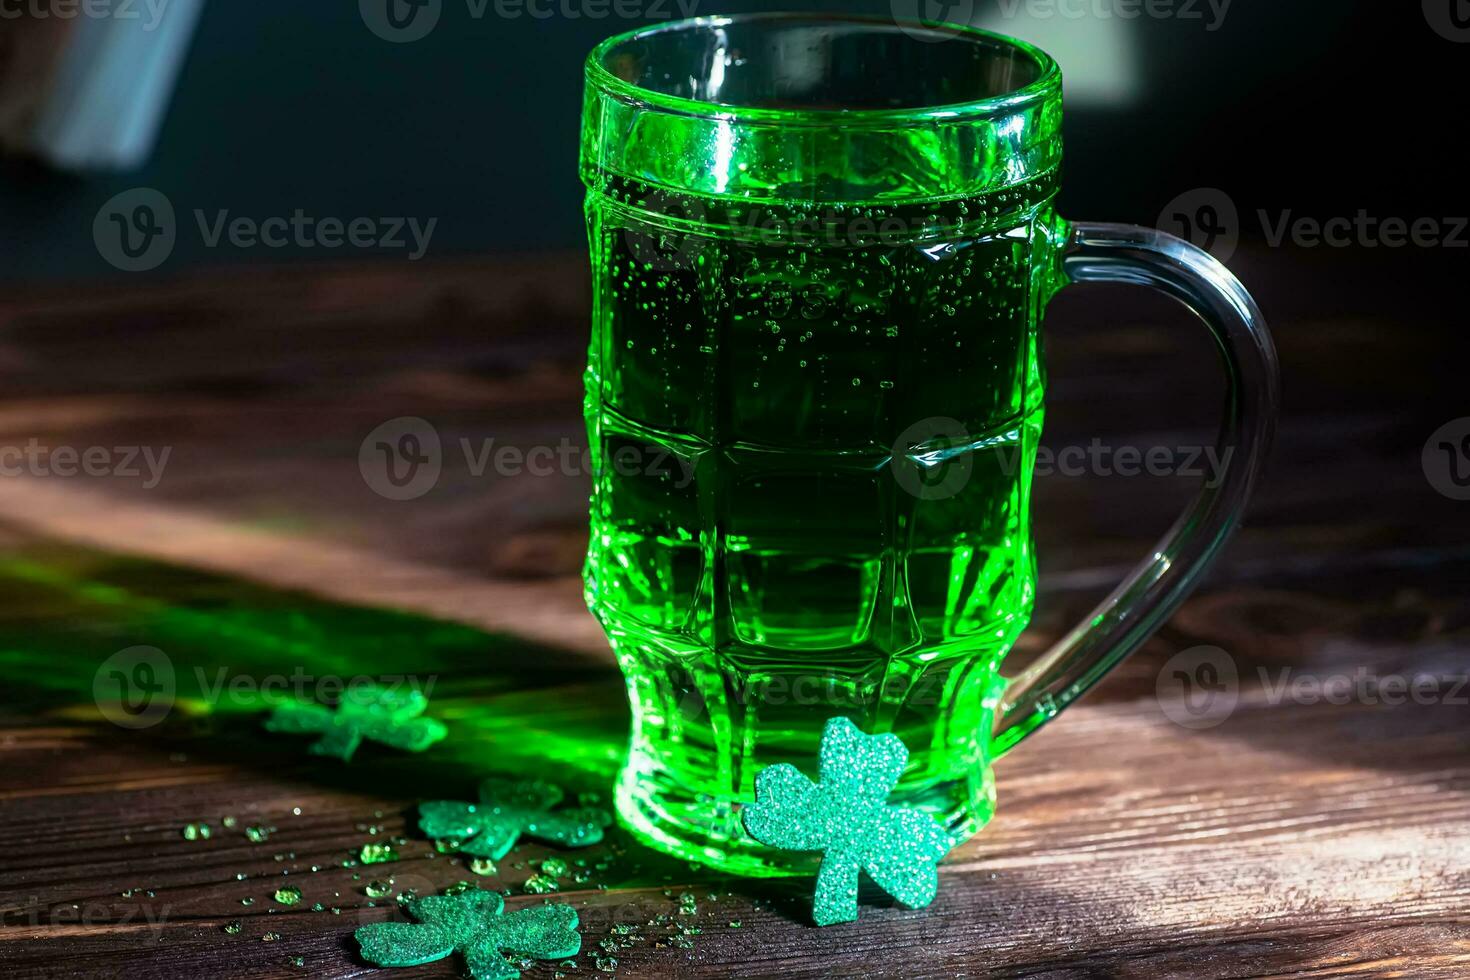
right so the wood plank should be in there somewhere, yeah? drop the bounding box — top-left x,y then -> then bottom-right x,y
4,667 -> 1470,977
1,248 -> 1466,977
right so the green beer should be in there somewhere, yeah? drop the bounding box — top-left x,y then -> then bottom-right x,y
581,15 -> 1277,874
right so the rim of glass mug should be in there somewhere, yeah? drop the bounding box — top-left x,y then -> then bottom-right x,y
581,14 -> 1066,205
584,13 -> 1061,124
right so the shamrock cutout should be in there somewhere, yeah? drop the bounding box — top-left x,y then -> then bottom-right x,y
264,683 -> 446,761
356,887 -> 579,980
742,716 -> 956,926
419,778 -> 611,859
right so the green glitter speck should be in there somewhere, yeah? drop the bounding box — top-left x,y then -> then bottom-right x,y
523,874 -> 558,895
274,887 -> 302,906
359,843 -> 399,865
262,932 -> 281,942
245,825 -> 273,843
469,857 -> 498,876
182,823 -> 211,841
540,858 -> 568,877
223,921 -> 242,935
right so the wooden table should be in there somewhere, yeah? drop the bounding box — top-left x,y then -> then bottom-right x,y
1,245 -> 1467,978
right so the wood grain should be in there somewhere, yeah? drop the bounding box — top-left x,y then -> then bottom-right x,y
1,246 -> 1468,978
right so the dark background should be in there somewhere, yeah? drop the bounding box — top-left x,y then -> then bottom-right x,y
2,1 -> 1466,280
3,9 -> 1470,977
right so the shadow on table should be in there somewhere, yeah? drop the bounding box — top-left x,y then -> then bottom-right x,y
0,536 -> 824,908
14,532 -> 1466,928
0,533 -> 629,781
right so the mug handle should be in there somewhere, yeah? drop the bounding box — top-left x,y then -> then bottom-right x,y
991,222 -> 1281,755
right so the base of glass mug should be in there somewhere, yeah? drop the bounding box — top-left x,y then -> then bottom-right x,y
614,752 -> 995,877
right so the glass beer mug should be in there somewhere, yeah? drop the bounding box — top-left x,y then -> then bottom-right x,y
579,14 -> 1278,873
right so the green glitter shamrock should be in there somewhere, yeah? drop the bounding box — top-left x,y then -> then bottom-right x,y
419,778 -> 611,859
263,682 -> 447,761
356,887 -> 579,980
742,716 -> 957,926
